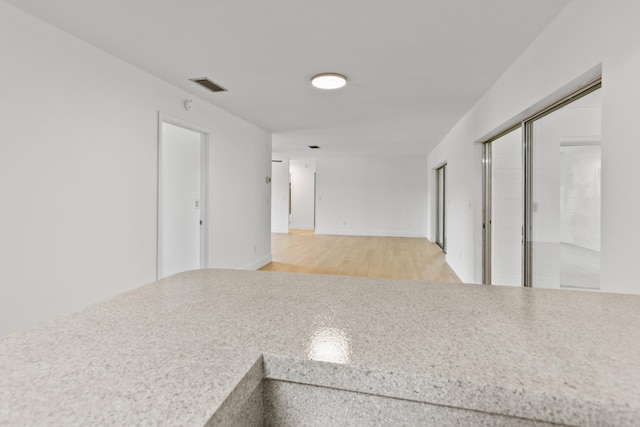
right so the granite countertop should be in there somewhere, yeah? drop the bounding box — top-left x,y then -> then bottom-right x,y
1,269 -> 639,425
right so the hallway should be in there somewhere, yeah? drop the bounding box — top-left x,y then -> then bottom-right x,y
260,230 -> 461,282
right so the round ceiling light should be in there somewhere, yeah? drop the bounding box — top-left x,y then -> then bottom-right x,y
311,73 -> 347,90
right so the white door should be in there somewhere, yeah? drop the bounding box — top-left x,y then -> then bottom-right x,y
158,121 -> 206,278
289,160 -> 316,230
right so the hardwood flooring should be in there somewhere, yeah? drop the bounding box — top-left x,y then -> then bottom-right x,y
260,230 -> 461,283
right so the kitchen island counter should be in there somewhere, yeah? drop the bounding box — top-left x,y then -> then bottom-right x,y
1,269 -> 639,425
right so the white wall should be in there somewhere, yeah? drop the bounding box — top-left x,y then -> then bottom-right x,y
316,156 -> 428,237
271,159 -> 290,233
428,139 -> 483,283
427,0 -> 640,293
290,159 -> 316,230
0,1 -> 272,336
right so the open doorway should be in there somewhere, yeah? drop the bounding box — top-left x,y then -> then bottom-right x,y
157,116 -> 208,279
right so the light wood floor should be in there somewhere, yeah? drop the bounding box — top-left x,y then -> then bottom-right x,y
260,230 -> 461,283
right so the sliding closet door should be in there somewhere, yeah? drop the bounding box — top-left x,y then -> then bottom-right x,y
527,88 -> 601,289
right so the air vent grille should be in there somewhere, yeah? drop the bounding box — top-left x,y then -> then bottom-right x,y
190,77 -> 227,93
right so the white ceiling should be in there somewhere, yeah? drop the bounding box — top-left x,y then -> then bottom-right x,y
7,0 -> 571,156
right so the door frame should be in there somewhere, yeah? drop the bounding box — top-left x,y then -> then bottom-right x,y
435,164 -> 447,252
157,112 -> 210,279
482,142 -> 492,284
481,78 -> 601,287
481,124 -> 523,285
522,80 -> 601,287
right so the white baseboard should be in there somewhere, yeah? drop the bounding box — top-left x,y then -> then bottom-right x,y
242,254 -> 272,270
446,258 -> 472,283
289,225 -> 314,230
314,228 -> 426,238
271,226 -> 289,233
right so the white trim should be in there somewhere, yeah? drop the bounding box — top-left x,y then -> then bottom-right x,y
158,112 -> 211,135
314,229 -> 426,238
289,224 -> 314,230
199,132 -> 209,271
271,227 -> 290,234
432,160 -> 447,170
242,254 -> 273,270
157,112 -> 211,279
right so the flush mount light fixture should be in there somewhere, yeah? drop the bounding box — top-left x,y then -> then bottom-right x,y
311,73 -> 347,90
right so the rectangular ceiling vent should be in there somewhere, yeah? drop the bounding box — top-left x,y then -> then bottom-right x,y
190,77 -> 227,93
308,145 -> 321,149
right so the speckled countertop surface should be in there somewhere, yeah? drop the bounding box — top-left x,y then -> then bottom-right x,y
1,269 -> 639,425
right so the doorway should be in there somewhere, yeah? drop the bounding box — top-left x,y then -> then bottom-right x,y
157,116 -> 208,279
435,164 -> 446,252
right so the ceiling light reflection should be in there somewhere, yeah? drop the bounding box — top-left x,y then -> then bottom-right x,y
306,327 -> 351,364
